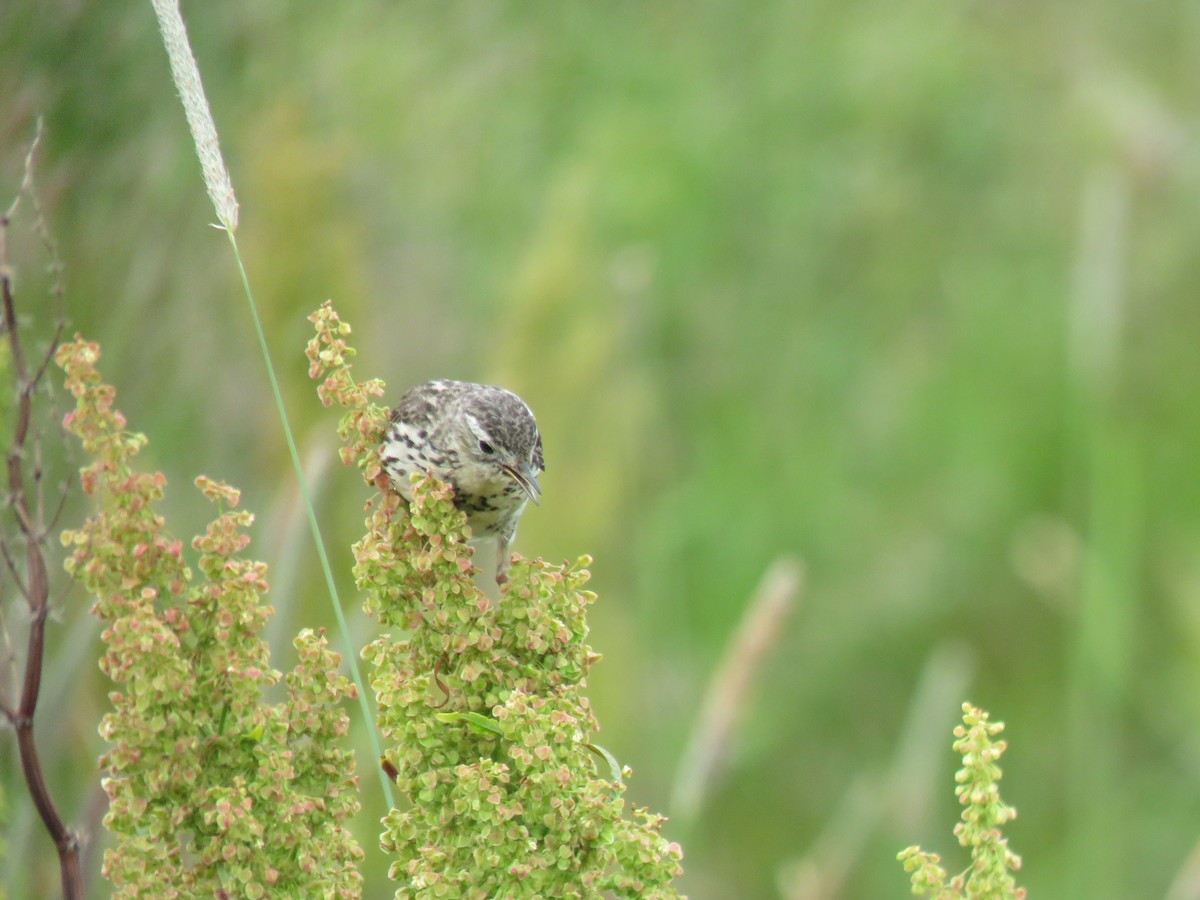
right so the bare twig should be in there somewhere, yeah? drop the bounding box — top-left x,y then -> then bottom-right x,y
45,470 -> 75,534
0,536 -> 30,600
0,119 -> 83,900
2,118 -> 44,223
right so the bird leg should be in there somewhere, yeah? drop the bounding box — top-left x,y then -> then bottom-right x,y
494,532 -> 514,585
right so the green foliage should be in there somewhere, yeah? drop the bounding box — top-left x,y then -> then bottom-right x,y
309,302 -> 684,899
0,781 -> 6,900
9,2 -> 1200,894
56,337 -> 363,898
898,704 -> 1024,899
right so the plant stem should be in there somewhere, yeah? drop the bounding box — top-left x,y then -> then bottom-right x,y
0,249 -> 82,900
226,233 -> 394,808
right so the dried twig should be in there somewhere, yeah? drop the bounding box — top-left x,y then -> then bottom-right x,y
0,119 -> 83,900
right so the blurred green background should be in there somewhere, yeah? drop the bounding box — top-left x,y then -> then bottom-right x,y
4,1 -> 1200,897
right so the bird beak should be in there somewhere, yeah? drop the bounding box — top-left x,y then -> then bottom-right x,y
503,462 -> 541,506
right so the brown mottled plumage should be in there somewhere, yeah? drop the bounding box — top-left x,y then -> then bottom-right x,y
379,380 -> 543,584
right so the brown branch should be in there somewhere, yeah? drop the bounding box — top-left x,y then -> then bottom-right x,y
0,121 -> 83,900
33,425 -> 46,536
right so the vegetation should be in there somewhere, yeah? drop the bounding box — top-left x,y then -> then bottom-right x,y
899,704 -> 1024,898
310,300 -> 683,897
2,0 -> 1199,896
58,337 -> 363,898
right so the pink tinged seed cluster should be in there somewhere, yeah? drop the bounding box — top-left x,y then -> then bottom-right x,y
898,703 -> 1025,899
56,337 -> 364,899
308,301 -> 685,899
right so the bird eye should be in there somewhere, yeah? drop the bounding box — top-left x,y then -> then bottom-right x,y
478,440 -> 495,455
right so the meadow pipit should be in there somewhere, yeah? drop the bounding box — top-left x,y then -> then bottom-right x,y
380,379 -> 544,584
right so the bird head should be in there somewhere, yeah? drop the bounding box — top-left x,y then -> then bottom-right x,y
459,389 -> 544,505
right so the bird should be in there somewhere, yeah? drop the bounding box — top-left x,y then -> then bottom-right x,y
379,379 -> 544,584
